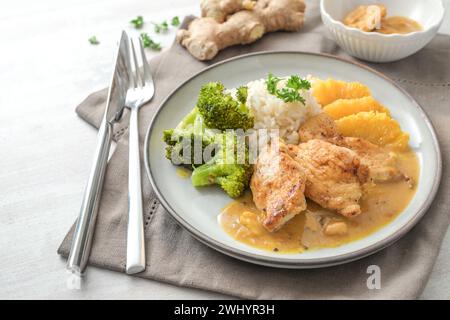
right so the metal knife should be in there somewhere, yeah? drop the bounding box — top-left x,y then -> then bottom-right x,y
67,31 -> 130,275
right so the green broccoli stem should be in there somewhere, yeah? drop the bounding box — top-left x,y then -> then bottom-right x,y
175,107 -> 198,131
191,158 -> 251,198
191,163 -> 234,187
163,108 -> 198,145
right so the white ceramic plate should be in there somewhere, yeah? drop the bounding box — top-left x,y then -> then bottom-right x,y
144,52 -> 441,268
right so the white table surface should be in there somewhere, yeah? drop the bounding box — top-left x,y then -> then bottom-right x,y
1,0 -> 449,300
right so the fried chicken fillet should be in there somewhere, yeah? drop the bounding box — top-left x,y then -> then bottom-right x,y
250,141 -> 307,232
287,140 -> 368,218
298,113 -> 409,184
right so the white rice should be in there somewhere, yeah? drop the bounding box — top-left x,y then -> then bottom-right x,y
245,77 -> 322,144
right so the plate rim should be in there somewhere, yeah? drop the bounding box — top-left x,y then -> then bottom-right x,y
144,51 -> 442,268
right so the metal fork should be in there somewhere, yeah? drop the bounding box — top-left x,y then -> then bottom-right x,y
124,36 -> 155,274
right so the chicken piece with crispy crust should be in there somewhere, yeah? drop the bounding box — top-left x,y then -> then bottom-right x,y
344,4 -> 387,32
298,113 -> 410,184
341,137 -> 409,184
250,141 -> 307,232
298,112 -> 344,144
287,140 -> 368,218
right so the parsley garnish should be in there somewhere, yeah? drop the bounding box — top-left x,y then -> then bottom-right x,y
266,73 -> 310,104
88,36 -> 99,45
266,73 -> 281,95
277,87 -> 302,103
140,33 -> 161,51
286,75 -> 311,91
130,16 -> 144,29
153,21 -> 169,33
171,16 -> 180,27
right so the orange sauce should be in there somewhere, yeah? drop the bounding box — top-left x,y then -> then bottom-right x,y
176,167 -> 191,179
377,17 -> 422,34
343,4 -> 422,34
219,147 -> 419,253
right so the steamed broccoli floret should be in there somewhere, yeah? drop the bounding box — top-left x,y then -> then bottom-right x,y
196,82 -> 254,131
191,163 -> 251,198
191,132 -> 252,198
163,108 -> 216,168
163,107 -> 199,143
164,82 -> 255,196
236,85 -> 248,104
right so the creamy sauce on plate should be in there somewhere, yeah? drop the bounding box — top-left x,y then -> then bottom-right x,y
176,167 -> 191,179
219,147 -> 419,253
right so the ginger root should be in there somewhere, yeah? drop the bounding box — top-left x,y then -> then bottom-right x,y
201,0 -> 257,23
177,0 -> 306,61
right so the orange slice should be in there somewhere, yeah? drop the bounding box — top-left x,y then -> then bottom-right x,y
324,96 -> 390,120
336,111 -> 409,150
312,79 -> 371,106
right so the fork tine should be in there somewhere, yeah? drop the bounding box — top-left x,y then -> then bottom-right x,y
138,37 -> 153,84
130,38 -> 143,88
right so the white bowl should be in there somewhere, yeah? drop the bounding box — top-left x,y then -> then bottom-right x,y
320,0 -> 445,62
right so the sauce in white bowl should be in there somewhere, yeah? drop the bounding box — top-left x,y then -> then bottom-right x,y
320,0 -> 445,62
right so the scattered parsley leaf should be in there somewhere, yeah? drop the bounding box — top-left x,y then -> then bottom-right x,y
140,33 -> 162,51
130,16 -> 144,29
171,16 -> 180,26
153,21 -> 169,33
88,36 -> 100,45
266,73 -> 310,104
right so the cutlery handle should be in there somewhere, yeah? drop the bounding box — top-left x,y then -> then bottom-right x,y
67,119 -> 113,275
126,108 -> 146,274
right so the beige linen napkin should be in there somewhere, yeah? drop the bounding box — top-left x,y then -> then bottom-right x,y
58,2 -> 450,299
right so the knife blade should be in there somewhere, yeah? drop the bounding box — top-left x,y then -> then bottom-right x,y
67,31 -> 130,275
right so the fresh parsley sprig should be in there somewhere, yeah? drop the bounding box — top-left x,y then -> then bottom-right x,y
266,73 -> 311,104
266,73 -> 281,95
171,16 -> 180,26
88,36 -> 100,45
140,33 -> 161,51
130,16 -> 144,29
277,87 -> 302,103
286,75 -> 311,91
153,21 -> 169,33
